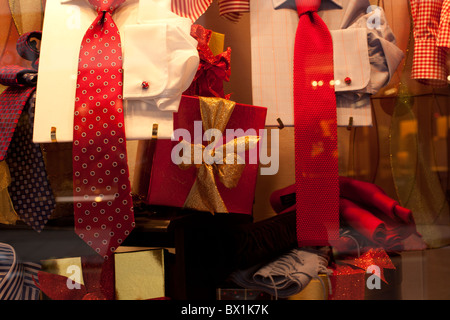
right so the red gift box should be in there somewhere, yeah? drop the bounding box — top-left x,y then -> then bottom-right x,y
328,248 -> 396,300
328,262 -> 366,300
146,95 -> 267,215
183,24 -> 231,99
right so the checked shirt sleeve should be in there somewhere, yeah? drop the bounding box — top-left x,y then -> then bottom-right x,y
437,0 -> 450,48
410,0 -> 449,87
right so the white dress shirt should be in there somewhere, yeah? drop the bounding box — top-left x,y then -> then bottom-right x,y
33,0 -> 199,143
251,0 -> 404,127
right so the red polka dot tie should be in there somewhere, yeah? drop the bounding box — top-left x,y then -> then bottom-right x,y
73,0 -> 134,259
293,0 -> 339,246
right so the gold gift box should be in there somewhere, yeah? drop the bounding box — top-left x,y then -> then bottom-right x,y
216,274 -> 329,301
41,257 -> 84,285
209,31 -> 225,56
287,274 -> 330,300
114,247 -> 166,300
41,247 -> 166,300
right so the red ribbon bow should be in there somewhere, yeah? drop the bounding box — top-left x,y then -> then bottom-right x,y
184,24 -> 231,99
344,248 -> 396,284
328,248 -> 396,300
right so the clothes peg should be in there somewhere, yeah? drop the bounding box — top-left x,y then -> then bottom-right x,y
51,126 -> 57,142
152,123 -> 158,139
347,117 -> 354,131
277,118 -> 285,130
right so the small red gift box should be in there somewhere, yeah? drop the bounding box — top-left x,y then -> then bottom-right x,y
328,262 -> 366,300
146,95 -> 267,215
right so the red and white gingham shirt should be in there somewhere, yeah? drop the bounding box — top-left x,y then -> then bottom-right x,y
171,0 -> 249,22
410,0 -> 450,87
437,0 -> 450,47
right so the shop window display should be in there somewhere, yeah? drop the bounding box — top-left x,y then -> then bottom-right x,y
0,0 -> 449,306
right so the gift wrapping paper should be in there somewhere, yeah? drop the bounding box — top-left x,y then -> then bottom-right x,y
147,95 -> 267,215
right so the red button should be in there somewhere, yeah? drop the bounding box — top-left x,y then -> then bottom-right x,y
141,81 -> 149,89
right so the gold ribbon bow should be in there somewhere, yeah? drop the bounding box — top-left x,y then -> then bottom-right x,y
178,97 -> 259,214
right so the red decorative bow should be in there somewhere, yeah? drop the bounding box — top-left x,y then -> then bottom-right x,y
328,247 -> 396,300
344,248 -> 396,284
184,24 -> 231,99
36,255 -> 115,300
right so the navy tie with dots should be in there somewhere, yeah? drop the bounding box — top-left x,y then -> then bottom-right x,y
5,89 -> 56,232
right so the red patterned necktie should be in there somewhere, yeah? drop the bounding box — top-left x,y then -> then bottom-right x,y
293,0 -> 339,246
73,0 -> 134,259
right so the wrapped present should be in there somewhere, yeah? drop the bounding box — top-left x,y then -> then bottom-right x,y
328,262 -> 366,300
345,248 -> 396,285
40,256 -> 83,283
114,247 -> 165,300
146,95 -> 267,215
183,24 -> 231,99
328,248 -> 397,300
208,31 -> 225,56
287,274 -> 330,300
38,255 -> 114,300
38,247 -> 167,300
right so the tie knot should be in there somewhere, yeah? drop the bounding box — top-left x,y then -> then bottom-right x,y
88,0 -> 125,13
295,0 -> 321,16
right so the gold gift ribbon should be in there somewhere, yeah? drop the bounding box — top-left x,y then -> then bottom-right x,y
179,97 -> 259,214
8,0 -> 44,36
0,161 -> 20,225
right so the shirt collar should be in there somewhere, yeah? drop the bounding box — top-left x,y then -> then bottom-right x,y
272,0 -> 343,10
